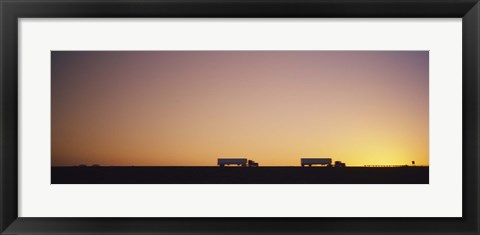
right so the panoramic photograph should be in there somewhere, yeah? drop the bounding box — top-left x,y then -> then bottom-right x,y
51,51 -> 429,184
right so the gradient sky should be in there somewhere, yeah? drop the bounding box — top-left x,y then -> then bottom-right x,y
51,51 -> 429,167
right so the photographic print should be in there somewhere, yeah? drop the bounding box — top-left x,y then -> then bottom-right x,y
51,51 -> 429,184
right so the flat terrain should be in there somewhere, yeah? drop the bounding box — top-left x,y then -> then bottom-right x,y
51,166 -> 428,184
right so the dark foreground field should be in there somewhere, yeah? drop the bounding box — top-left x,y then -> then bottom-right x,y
51,166 -> 428,184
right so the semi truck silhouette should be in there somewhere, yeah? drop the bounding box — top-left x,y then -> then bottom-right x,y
218,158 -> 259,167
301,158 -> 346,167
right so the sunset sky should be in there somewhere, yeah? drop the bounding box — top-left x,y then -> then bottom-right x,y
51,51 -> 429,167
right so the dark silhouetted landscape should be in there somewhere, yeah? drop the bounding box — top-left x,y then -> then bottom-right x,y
51,166 -> 429,184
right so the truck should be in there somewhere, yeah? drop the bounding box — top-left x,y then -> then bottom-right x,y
248,160 -> 259,167
301,158 -> 332,167
218,158 -> 259,167
334,161 -> 346,167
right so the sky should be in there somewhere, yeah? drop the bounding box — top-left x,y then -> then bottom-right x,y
51,51 -> 429,167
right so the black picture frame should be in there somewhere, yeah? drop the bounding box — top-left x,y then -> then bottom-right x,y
1,0 -> 479,234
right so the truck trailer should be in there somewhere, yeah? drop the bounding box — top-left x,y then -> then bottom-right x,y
218,158 -> 247,167
301,158 -> 332,167
218,158 -> 259,167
